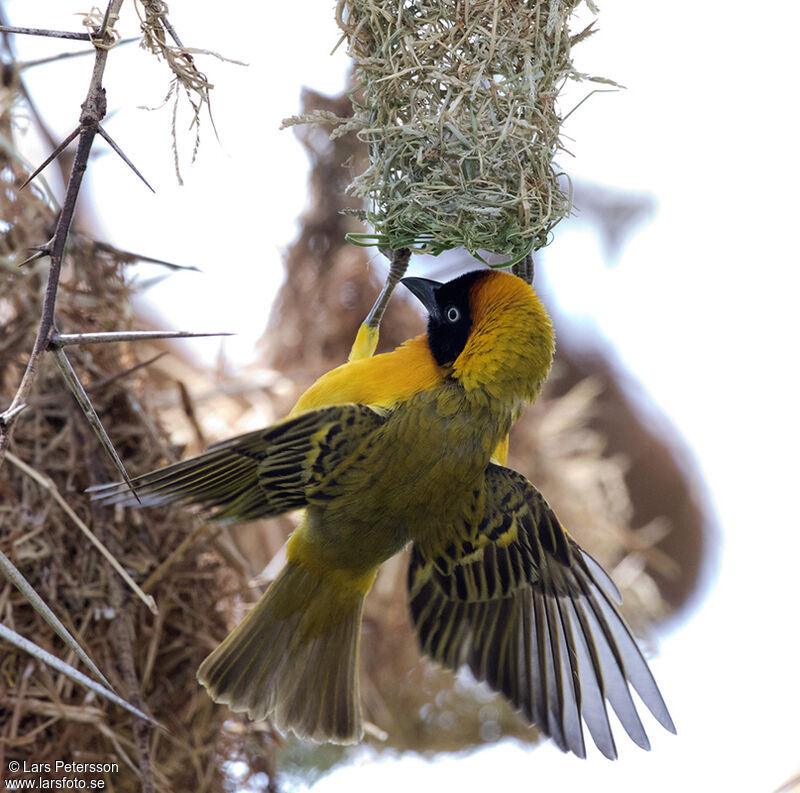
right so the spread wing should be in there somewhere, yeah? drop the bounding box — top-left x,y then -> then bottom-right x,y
407,463 -> 675,759
88,404 -> 388,521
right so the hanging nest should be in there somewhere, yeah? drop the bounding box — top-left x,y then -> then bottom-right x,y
287,0 -> 607,263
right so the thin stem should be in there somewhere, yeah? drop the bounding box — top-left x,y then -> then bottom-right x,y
91,240 -> 201,271
0,24 -> 91,41
20,37 -> 138,70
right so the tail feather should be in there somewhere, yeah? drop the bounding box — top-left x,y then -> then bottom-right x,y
198,561 -> 366,744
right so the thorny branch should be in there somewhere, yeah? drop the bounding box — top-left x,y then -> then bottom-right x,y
0,0 -> 124,469
0,24 -> 92,41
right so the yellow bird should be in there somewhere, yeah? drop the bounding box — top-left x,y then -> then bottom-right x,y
91,269 -> 675,759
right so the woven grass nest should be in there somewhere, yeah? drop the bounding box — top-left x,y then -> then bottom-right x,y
287,0 -> 605,263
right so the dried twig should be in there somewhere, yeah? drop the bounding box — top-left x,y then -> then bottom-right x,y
0,0 -> 126,470
90,239 -> 201,271
0,24 -> 91,41
51,330 -> 232,347
19,36 -> 138,70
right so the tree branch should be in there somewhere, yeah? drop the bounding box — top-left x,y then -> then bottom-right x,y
0,0 -> 125,470
0,24 -> 92,41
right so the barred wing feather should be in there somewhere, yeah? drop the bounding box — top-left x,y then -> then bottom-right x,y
88,404 -> 387,521
407,463 -> 675,759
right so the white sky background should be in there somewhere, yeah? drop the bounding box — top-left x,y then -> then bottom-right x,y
5,1 -> 800,791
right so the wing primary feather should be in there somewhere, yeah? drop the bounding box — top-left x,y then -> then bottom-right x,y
562,596 -> 617,759
430,599 -> 461,662
518,590 -> 535,723
580,572 -> 676,735
92,453 -> 255,507
416,591 -> 446,657
165,458 -> 254,499
481,544 -> 499,599
571,584 -> 651,749
466,601 -> 492,675
529,587 -> 550,734
482,599 -> 515,700
552,587 -> 586,758
542,581 -> 583,757
444,603 -> 470,669
470,598 -> 503,680
537,590 -> 568,752
504,599 -> 522,707
578,549 -> 622,604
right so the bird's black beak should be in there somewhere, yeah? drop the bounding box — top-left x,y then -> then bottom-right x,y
401,277 -> 442,319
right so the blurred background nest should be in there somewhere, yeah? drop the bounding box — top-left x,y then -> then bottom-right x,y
1,34 -> 710,793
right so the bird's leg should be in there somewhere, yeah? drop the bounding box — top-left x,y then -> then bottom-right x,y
348,247 -> 411,361
511,252 -> 534,285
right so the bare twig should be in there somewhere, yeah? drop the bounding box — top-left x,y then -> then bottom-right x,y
85,352 -> 168,392
51,329 -> 233,347
177,380 -> 207,448
17,248 -> 50,267
0,0 -> 127,471
0,402 -> 27,426
141,520 -> 217,594
0,24 -> 92,41
91,240 -> 201,271
20,37 -> 139,70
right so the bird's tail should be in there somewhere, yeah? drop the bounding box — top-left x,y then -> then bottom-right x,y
197,558 -> 374,744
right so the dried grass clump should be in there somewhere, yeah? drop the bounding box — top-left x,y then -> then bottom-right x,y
0,105 -> 271,789
310,0 -> 601,262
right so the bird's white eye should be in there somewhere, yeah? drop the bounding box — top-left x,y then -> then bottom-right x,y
446,306 -> 460,323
